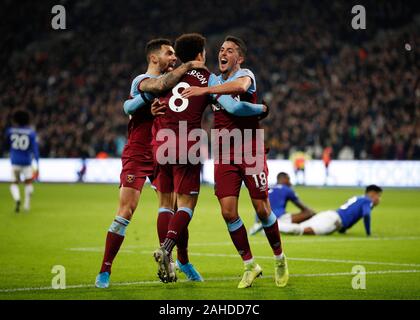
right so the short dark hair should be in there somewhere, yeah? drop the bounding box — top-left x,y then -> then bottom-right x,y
225,35 -> 247,58
145,38 -> 172,62
365,185 -> 383,193
277,172 -> 289,181
174,33 -> 206,63
13,109 -> 30,126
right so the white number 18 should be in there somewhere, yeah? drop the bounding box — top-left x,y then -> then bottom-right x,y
252,172 -> 267,188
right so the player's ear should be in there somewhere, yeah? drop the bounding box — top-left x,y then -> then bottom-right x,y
238,55 -> 244,65
149,53 -> 159,64
197,51 -> 205,62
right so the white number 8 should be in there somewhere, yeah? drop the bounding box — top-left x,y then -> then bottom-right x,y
169,82 -> 190,112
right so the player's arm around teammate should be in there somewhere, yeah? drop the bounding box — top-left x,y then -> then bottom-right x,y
139,60 -> 207,95
123,60 -> 207,115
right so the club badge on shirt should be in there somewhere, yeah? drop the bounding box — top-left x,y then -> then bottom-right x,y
126,174 -> 135,184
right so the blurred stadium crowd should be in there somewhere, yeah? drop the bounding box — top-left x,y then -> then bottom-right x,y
1,0 -> 419,160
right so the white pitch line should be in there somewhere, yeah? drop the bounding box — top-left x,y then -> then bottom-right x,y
1,270 -> 419,294
66,248 -> 420,268
67,248 -> 135,253
134,251 -> 420,268
67,236 -> 420,252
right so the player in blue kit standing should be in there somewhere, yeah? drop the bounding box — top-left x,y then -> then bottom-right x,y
249,172 -> 315,235
5,110 -> 40,212
277,185 -> 383,236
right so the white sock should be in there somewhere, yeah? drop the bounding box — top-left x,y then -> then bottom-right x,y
278,221 -> 303,235
275,253 -> 284,261
10,184 -> 20,202
24,184 -> 34,210
244,258 -> 254,266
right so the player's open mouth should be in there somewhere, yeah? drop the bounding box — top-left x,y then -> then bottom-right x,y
220,58 -> 228,65
167,63 -> 176,71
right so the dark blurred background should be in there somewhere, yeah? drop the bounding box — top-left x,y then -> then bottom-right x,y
1,0 -> 419,160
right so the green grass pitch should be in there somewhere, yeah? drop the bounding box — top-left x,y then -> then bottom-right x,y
0,183 -> 419,300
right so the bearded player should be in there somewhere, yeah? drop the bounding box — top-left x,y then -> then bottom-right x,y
149,33 -> 269,284
95,39 -> 206,288
182,36 -> 289,288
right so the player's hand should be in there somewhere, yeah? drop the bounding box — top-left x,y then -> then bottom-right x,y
32,169 -> 39,181
307,208 -> 316,215
188,61 -> 208,72
258,99 -> 270,120
181,86 -> 208,98
151,98 -> 167,116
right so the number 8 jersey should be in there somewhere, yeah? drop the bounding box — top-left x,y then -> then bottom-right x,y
152,68 -> 212,158
6,126 -> 39,166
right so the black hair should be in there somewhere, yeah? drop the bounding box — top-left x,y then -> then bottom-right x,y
277,172 -> 289,181
365,185 -> 383,193
174,33 -> 206,63
224,35 -> 247,58
145,38 -> 172,62
13,109 -> 30,126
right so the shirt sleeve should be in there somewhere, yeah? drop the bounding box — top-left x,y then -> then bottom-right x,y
124,74 -> 156,115
208,73 -> 263,116
234,69 -> 256,94
123,94 -> 153,115
208,73 -> 221,87
362,202 -> 372,236
131,74 -> 157,98
288,188 -> 299,202
30,131 -> 40,163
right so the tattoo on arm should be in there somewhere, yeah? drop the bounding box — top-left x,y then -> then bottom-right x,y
139,63 -> 191,94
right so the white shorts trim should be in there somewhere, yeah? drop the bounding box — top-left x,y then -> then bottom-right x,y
278,213 -> 292,224
11,165 -> 33,181
299,210 -> 342,235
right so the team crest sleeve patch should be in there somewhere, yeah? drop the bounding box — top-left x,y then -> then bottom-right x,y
126,174 -> 135,184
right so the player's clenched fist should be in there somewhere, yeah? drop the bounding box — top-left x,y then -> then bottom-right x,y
258,99 -> 270,120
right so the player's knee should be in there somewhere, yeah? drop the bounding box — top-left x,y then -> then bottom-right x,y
118,202 -> 136,220
221,210 -> 239,223
254,203 -> 270,219
303,227 -> 316,235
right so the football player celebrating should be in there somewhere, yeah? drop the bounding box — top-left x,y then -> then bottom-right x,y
95,39 -> 206,288
182,36 -> 289,288
277,185 -> 382,236
249,172 -> 315,235
5,109 -> 39,212
148,33 -> 269,284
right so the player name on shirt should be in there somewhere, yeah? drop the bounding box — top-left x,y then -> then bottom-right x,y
185,69 -> 208,85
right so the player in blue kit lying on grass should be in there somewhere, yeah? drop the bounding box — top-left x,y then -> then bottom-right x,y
277,185 -> 382,236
